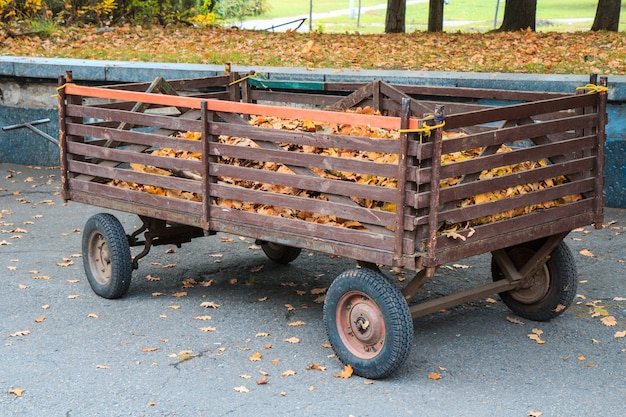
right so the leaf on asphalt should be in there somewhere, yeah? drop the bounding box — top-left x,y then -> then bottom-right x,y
240,374 -> 252,379
162,263 -> 177,268
284,303 -> 296,311
249,352 -> 262,362
600,316 -> 617,327
249,264 -> 264,272
306,363 -> 326,371
56,258 -> 74,267
283,337 -> 301,344
9,388 -> 25,397
9,330 -> 31,337
233,386 -> 249,393
614,331 -> 626,338
334,364 -> 353,379
200,301 -> 220,309
96,364 -> 109,369
199,326 -> 216,332
32,275 -> 50,280
34,316 -> 45,323
579,249 -> 595,258
145,275 -> 161,282
554,304 -> 567,313
311,287 -> 327,295
87,313 -> 99,319
485,297 -> 498,303
528,412 -> 543,417
18,284 -> 28,289
506,316 -> 524,325
288,320 -> 306,327
0,240 -> 11,246
528,328 -> 545,344
7,266 -> 17,271
194,315 -> 212,320
256,375 -> 268,385
182,278 -> 197,288
141,347 -> 159,352
281,370 -> 296,377
256,332 -> 270,337
171,292 -> 187,298
427,372 -> 442,380
66,279 -> 80,283
313,295 -> 326,304
614,297 -> 626,301
152,292 -> 164,297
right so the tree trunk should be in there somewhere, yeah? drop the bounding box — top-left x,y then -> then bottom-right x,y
428,0 -> 444,32
591,0 -> 621,31
385,0 -> 406,33
497,0 -> 537,31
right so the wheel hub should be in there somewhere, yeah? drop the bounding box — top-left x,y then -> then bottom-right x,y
89,232 -> 112,285
337,292 -> 386,359
508,248 -> 551,304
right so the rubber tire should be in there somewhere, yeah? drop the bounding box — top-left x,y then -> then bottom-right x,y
323,268 -> 413,379
492,241 -> 577,321
82,213 -> 132,299
260,242 -> 301,264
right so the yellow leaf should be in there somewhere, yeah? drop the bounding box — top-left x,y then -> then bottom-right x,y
9,388 -> 25,397
579,249 -> 595,258
256,376 -> 268,385
427,372 -> 442,380
249,352 -> 262,362
334,364 -> 353,379
614,331 -> 626,338
307,363 -> 326,371
34,316 -> 45,323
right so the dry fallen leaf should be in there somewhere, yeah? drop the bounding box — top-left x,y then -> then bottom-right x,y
141,347 -> 160,352
307,363 -> 326,371
9,330 -> 31,337
256,332 -> 270,337
334,364 -> 354,379
614,331 -> 626,338
233,386 -> 249,393
96,364 -> 109,369
200,301 -> 220,309
34,316 -> 45,323
9,388 -> 25,397
427,372 -> 442,380
288,320 -> 306,327
283,337 -> 301,344
171,292 -> 187,298
506,316 -> 524,325
199,326 -> 216,332
249,352 -> 262,362
281,370 -> 296,377
600,316 -> 617,327
256,375 -> 268,385
579,249 -> 596,258
193,315 -> 212,321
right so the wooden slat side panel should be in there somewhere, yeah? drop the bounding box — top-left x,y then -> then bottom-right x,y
416,178 -> 595,226
68,160 -> 204,194
210,183 -> 396,227
66,104 -> 204,132
209,204 -> 396,252
211,122 -> 401,154
211,163 -> 397,203
67,123 -> 204,152
69,180 -> 204,215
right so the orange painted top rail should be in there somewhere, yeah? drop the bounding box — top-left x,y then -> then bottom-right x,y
63,84 -> 421,131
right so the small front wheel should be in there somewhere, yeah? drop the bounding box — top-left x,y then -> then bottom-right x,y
492,241 -> 577,321
258,241 -> 301,264
323,268 -> 413,379
82,213 -> 132,299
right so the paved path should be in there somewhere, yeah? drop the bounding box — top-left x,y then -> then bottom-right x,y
1,163 -> 625,416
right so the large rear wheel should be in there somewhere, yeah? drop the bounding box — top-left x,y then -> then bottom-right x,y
82,213 -> 132,299
323,268 -> 413,379
492,241 -> 577,321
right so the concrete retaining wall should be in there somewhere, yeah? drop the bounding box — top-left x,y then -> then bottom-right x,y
1,56 -> 624,207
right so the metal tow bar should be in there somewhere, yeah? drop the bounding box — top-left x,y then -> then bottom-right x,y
2,118 -> 59,147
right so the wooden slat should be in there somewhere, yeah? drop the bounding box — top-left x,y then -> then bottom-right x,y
210,183 -> 396,227
68,160 -> 204,194
67,142 -> 202,173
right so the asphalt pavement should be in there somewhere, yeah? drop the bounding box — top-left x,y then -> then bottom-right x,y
1,162 -> 625,417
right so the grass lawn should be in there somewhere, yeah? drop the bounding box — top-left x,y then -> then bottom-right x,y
261,0 -> 625,33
